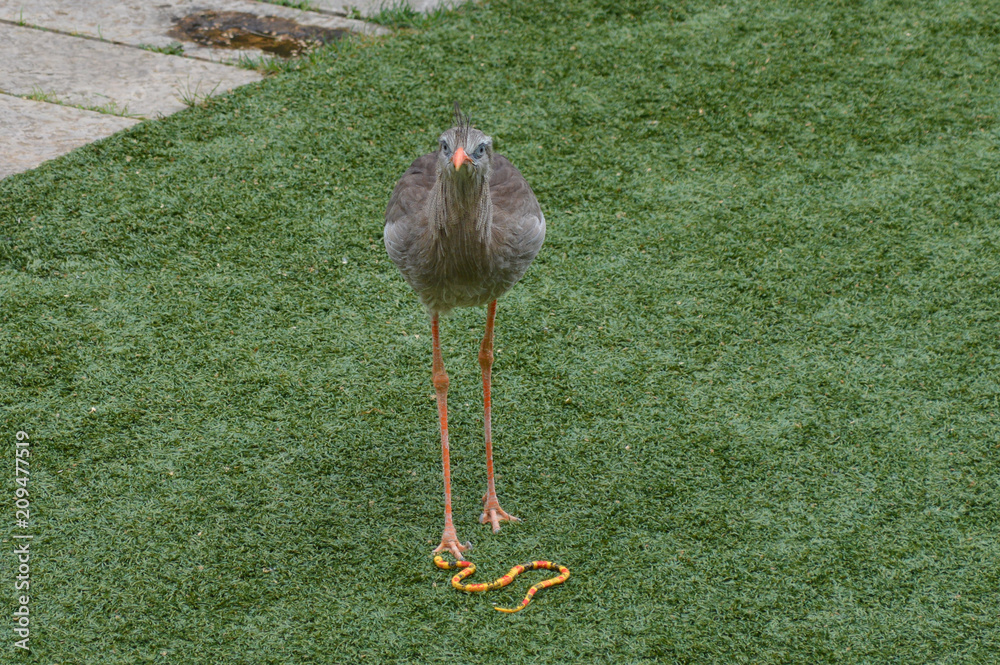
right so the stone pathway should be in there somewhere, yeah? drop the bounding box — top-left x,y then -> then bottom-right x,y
0,0 -> 452,180
0,94 -> 138,178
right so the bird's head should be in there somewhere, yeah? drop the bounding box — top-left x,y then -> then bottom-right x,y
437,103 -> 493,184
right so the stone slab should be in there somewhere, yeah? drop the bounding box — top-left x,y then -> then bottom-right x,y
0,22 -> 262,119
0,93 -> 139,179
0,0 -> 388,63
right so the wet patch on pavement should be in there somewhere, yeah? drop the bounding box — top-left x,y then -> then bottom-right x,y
168,11 -> 346,57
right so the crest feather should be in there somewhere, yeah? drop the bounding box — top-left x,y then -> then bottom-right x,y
453,102 -> 472,142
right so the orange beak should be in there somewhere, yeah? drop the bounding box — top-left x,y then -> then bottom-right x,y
452,146 -> 472,170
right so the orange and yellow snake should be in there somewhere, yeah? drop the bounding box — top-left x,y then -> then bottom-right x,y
433,555 -> 570,613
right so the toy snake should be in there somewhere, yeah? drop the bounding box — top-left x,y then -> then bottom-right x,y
433,555 -> 570,613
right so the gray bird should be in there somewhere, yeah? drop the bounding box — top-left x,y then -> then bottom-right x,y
384,104 -> 546,559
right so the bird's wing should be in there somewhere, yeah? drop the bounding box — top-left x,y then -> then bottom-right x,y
489,154 -> 546,267
384,152 -> 437,269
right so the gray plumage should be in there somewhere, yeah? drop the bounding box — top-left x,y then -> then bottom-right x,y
384,105 -> 545,314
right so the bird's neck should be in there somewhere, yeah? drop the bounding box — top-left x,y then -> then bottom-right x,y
433,172 -> 492,240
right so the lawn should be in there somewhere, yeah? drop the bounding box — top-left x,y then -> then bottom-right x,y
1,0 -> 998,662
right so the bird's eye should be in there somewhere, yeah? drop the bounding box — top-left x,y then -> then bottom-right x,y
440,140 -> 450,154
473,143 -> 487,159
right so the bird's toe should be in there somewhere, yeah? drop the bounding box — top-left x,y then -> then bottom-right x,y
480,505 -> 519,534
433,537 -> 471,560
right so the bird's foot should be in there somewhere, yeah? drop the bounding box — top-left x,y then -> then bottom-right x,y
480,492 -> 520,534
432,524 -> 471,560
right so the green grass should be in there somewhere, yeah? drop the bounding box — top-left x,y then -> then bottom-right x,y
366,1 -> 455,29
18,88 -> 138,118
138,42 -> 186,57
2,0 -> 999,662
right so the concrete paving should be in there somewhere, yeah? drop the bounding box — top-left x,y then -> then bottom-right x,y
0,22 -> 262,119
0,95 -> 139,179
0,0 -> 452,182
0,0 -> 387,63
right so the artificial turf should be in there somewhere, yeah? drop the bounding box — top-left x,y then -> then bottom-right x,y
2,0 -> 999,661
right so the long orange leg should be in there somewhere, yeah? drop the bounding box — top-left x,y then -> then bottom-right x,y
479,300 -> 519,533
430,313 -> 470,560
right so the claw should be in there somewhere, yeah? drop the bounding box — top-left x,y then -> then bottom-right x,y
433,533 -> 471,560
480,493 -> 519,533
